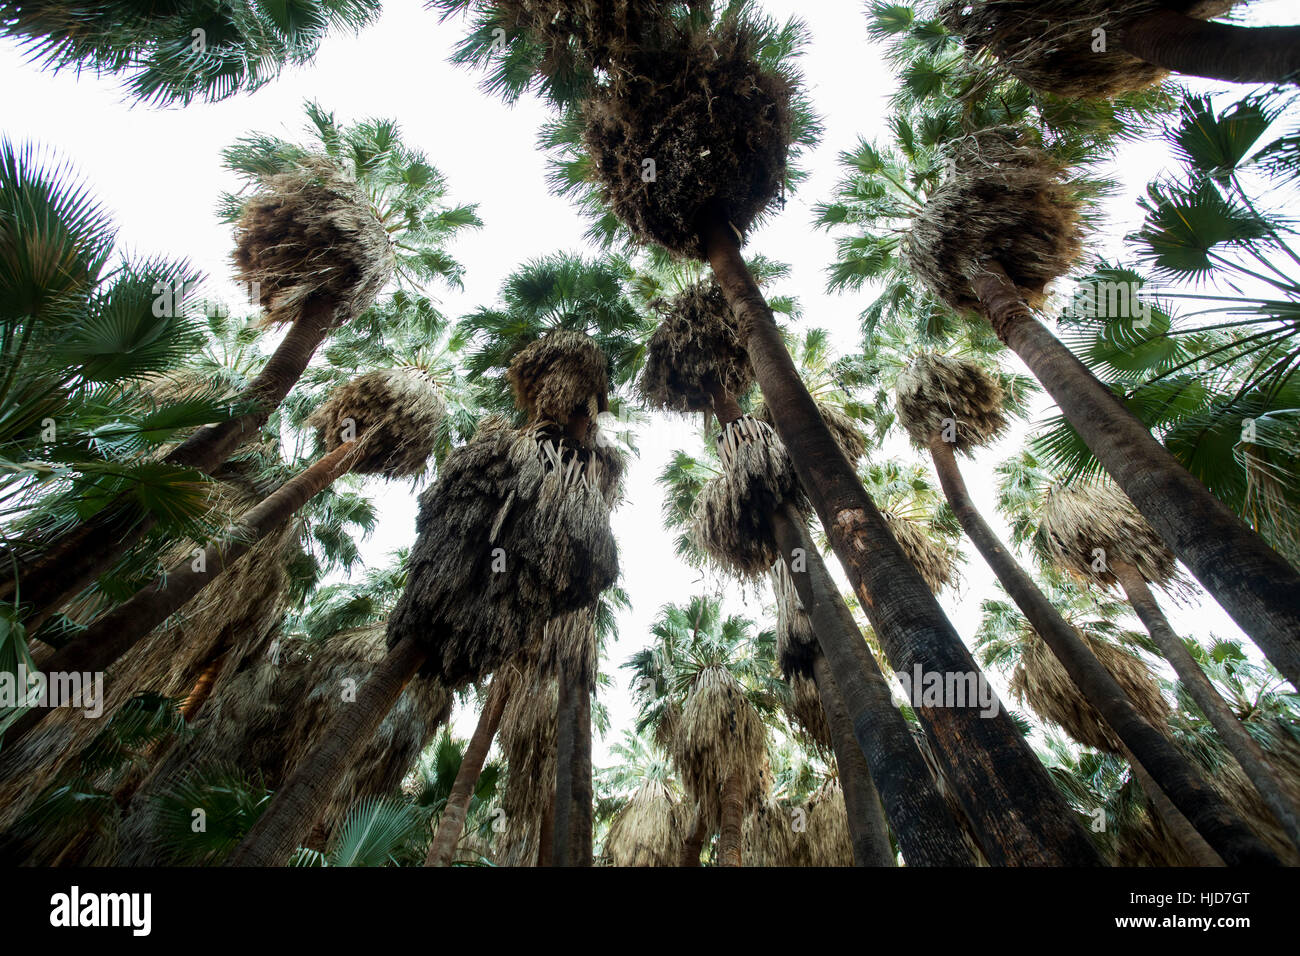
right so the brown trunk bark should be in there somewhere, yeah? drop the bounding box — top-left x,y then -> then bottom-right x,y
551,659 -> 593,867
702,212 -> 1098,865
772,505 -> 974,865
1,440 -> 359,752
1126,749 -> 1224,867
1124,11 -> 1300,86
1112,560 -> 1300,855
679,807 -> 707,867
536,796 -> 555,867
224,636 -> 427,866
425,678 -> 509,867
717,770 -> 744,867
810,651 -> 895,866
706,377 -> 744,425
3,297 -> 337,626
972,263 -> 1300,691
929,436 -> 1279,866
179,649 -> 229,723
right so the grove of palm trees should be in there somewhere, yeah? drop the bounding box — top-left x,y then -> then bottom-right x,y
3,0 -> 1300,898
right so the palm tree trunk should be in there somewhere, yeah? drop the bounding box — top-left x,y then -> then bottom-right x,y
971,263 -> 1300,690
0,440 -> 359,752
1125,749 -> 1224,867
702,213 -> 1099,866
771,504 -> 974,865
225,636 -> 427,867
3,298 -> 338,627
680,806 -> 707,867
1123,11 -> 1300,86
179,646 -> 229,723
551,662 -> 593,866
929,436 -> 1280,866
717,770 -> 744,867
425,677 -> 509,867
810,651 -> 895,866
1111,559 -> 1300,854
537,795 -> 555,867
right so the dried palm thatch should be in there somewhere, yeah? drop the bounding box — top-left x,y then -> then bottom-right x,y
605,777 -> 683,867
582,16 -> 795,258
691,415 -> 806,577
754,398 -> 867,465
1010,627 -> 1169,754
894,352 -> 1007,454
387,416 -> 621,688
232,155 -> 394,326
1038,480 -> 1185,593
0,479 -> 297,837
536,605 -> 601,681
882,510 -> 957,596
508,329 -> 611,425
115,624 -> 451,863
939,1 -> 1241,98
497,663 -> 558,853
674,664 -> 767,828
639,280 -> 753,414
806,777 -> 855,867
493,0 -> 706,73
769,560 -> 831,751
308,369 -> 445,479
904,128 -> 1083,313
742,797 -> 807,866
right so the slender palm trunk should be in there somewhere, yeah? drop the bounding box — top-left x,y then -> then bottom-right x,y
703,214 -> 1098,866
551,661 -> 592,866
0,440 -> 359,753
810,651 -> 895,866
771,504 -> 974,865
680,807 -> 707,867
971,263 -> 1300,689
4,298 -> 337,627
425,678 -> 509,867
1111,559 -> 1300,854
717,771 -> 744,867
1125,749 -> 1224,867
1123,11 -> 1300,86
929,436 -> 1280,866
179,648 -> 228,723
225,636 -> 427,866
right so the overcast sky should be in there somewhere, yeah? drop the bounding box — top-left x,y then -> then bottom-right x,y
1,0 -> 1288,766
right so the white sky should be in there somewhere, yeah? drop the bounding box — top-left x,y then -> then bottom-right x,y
1,0 -> 1289,767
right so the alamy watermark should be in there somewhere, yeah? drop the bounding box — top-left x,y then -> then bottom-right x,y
0,665 -> 104,717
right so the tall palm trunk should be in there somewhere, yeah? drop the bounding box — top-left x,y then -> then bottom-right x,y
4,298 -> 337,629
680,807 -> 708,866
702,214 -> 1099,866
1123,12 -> 1300,86
1111,559 -> 1300,854
425,677 -> 509,867
717,770 -> 744,867
551,660 -> 593,866
179,648 -> 229,723
0,439 -> 360,753
1126,748 -> 1224,867
225,636 -> 428,867
929,436 -> 1280,866
810,651 -> 895,866
771,504 -> 974,865
971,264 -> 1300,689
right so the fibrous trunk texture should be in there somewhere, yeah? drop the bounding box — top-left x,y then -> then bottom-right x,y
1124,11 -> 1300,86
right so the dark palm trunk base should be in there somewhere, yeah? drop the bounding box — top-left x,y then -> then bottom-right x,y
1124,12 -> 1300,86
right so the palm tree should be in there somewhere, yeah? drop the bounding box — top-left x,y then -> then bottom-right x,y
1039,478 -> 1300,854
227,330 -> 621,865
1,0 -> 383,104
894,349 -> 1280,865
939,0 -> 1300,92
870,124 -> 1300,689
4,366 -> 446,750
116,621 -> 451,865
6,106 -> 480,633
599,731 -> 684,867
627,597 -> 772,867
641,281 -> 971,865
